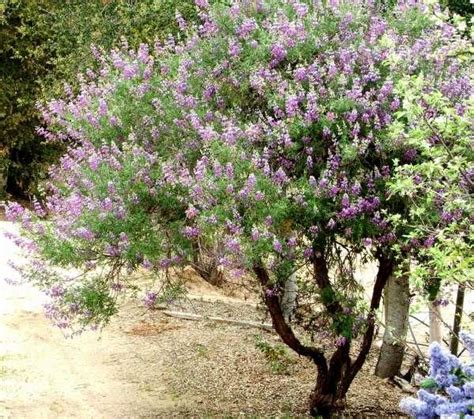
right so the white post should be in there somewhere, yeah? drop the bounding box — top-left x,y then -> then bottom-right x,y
429,301 -> 443,344
281,271 -> 298,323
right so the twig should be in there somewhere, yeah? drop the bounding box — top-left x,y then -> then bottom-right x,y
410,314 -> 430,329
408,321 -> 426,360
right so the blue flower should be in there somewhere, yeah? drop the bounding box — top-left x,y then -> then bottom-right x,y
401,332 -> 474,419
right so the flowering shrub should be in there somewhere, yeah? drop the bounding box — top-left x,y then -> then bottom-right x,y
5,0 -> 472,415
400,332 -> 474,418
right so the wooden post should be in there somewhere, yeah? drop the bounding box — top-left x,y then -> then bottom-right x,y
450,284 -> 465,355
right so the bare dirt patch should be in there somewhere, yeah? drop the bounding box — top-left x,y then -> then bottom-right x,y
125,319 -> 182,337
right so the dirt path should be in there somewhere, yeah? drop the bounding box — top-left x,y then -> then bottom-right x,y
0,221 -> 175,419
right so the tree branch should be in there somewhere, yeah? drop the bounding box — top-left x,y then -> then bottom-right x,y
340,253 -> 394,393
253,263 -> 328,374
312,248 -> 343,315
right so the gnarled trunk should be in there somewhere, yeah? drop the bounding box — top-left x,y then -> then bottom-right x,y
254,253 -> 394,417
309,344 -> 351,417
375,264 -> 410,378
310,378 -> 343,416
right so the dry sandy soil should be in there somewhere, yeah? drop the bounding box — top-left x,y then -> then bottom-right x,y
0,219 -> 441,418
0,221 -> 177,418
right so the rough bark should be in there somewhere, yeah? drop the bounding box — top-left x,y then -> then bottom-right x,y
310,343 -> 350,417
375,265 -> 410,378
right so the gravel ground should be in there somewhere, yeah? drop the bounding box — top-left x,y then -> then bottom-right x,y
119,294 -> 406,417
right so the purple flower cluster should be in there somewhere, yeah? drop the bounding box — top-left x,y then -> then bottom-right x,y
7,0 -> 471,340
143,291 -> 158,309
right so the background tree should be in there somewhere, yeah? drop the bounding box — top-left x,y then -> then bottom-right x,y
375,263 -> 410,378
387,71 -> 473,349
0,0 -> 60,197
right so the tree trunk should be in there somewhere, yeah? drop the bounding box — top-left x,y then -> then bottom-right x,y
254,253 -> 393,418
308,254 -> 394,416
309,345 -> 350,417
429,301 -> 443,344
450,284 -> 465,355
281,272 -> 298,323
375,265 -> 410,378
310,375 -> 344,416
192,241 -> 224,286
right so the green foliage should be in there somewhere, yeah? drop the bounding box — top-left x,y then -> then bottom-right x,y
156,283 -> 188,305
387,73 -> 473,296
254,335 -> 295,375
441,0 -> 474,20
0,0 -> 61,196
420,377 -> 438,389
0,0 -> 198,196
71,281 -> 119,325
0,147 -> 9,199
